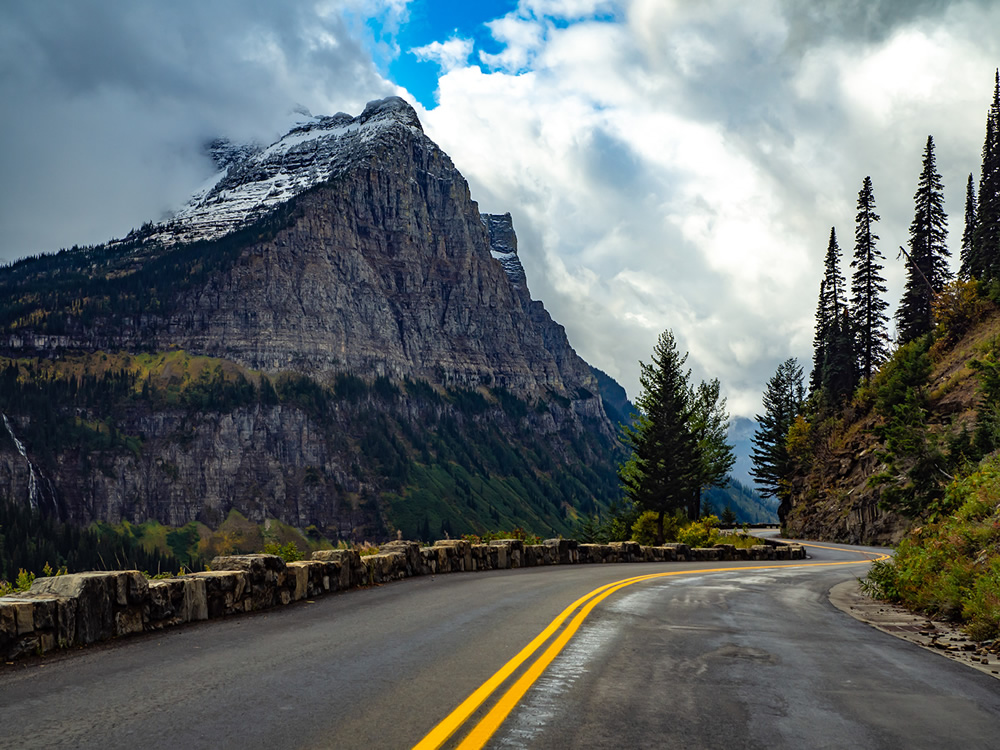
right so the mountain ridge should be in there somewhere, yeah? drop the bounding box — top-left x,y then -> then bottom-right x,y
2,97 -> 608,412
0,97 -> 625,540
142,97 -> 426,247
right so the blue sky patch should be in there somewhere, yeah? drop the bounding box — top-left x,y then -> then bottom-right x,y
384,0 -> 518,108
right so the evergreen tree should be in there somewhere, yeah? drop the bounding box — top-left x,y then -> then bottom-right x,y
823,306 -> 856,402
973,70 -> 1000,280
850,176 -> 889,380
897,136 -> 951,344
810,277 -> 828,395
619,330 -> 696,542
811,227 -> 855,402
685,378 -> 735,520
960,173 -> 978,280
750,358 -> 805,521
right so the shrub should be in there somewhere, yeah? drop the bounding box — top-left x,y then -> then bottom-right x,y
932,278 -> 990,352
262,541 -> 303,562
0,568 -> 35,595
462,527 -> 544,545
863,455 -> 1000,637
964,557 -> 1000,640
630,511 -> 657,545
677,515 -> 720,548
860,558 -> 900,600
785,414 -> 813,466
630,510 -> 678,545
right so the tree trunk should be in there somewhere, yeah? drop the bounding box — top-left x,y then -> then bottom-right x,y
656,509 -> 665,545
688,488 -> 700,521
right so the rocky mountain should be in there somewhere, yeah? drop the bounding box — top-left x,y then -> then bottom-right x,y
0,97 -> 623,542
702,478 -> 778,525
782,306 -> 1000,544
151,98 -> 428,246
589,366 -> 634,429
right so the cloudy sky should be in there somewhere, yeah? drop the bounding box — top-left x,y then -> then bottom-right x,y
2,0 -> 999,418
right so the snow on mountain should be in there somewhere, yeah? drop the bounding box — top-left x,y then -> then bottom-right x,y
132,96 -> 532,298
206,138 -> 263,172
144,97 -> 424,246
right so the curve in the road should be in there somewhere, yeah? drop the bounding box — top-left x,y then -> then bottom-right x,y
418,544 -> 886,750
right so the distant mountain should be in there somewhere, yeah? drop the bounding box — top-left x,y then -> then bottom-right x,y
728,415 -> 761,492
0,97 -> 623,542
702,476 -> 779,524
590,366 -> 635,430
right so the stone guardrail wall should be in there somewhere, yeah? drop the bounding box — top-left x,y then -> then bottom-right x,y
0,536 -> 805,662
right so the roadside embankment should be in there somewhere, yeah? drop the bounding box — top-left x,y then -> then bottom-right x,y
0,536 -> 805,662
830,579 -> 1000,680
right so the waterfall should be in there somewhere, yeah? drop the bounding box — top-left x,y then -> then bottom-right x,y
2,412 -> 40,511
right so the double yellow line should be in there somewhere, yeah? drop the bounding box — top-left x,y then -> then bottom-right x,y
414,546 -> 886,749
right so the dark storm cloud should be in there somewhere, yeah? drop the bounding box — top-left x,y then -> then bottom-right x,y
780,0 -> 978,50
0,1 -> 397,261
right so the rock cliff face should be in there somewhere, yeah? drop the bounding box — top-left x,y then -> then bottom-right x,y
162,173 -> 600,405
781,311 -> 999,545
8,97 -> 606,413
782,420 -> 911,545
483,212 -> 527,290
0,97 -> 621,538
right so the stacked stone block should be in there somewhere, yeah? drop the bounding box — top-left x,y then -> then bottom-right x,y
0,537 -> 807,661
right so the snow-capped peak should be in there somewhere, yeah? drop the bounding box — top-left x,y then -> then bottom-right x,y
146,97 -> 423,246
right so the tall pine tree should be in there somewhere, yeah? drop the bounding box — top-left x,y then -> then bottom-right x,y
960,172 -> 978,280
897,136 -> 950,344
750,358 -> 805,521
850,176 -> 889,381
811,227 -> 855,403
619,330 -> 696,543
810,277 -> 828,395
973,70 -> 1000,280
823,306 -> 856,403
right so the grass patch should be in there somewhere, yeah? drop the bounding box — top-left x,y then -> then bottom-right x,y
863,454 -> 1000,639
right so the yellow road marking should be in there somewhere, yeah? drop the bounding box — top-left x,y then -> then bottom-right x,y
415,550 -> 881,749
754,535 -> 890,561
411,573 -> 656,750
795,540 -> 890,560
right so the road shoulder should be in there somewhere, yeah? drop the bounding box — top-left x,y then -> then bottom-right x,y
829,578 -> 1000,680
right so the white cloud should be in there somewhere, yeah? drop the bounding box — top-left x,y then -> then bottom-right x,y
411,37 -> 474,72
420,0 -> 1000,417
0,1 -> 401,258
521,0 -> 618,18
480,15 -> 546,72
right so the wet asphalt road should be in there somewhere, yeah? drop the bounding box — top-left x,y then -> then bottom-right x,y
1,540 -> 998,749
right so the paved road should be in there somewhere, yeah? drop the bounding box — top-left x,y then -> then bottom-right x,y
1,541 -> 998,749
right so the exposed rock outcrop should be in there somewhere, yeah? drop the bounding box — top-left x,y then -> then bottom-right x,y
782,311 -> 1000,545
